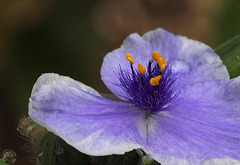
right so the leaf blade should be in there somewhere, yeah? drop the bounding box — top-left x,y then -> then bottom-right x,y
215,35 -> 240,78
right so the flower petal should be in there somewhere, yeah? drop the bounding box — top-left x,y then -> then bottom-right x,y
29,73 -> 146,155
31,73 -> 102,97
201,158 -> 240,165
142,29 -> 229,87
101,33 -> 152,99
101,28 -> 229,99
145,77 -> 240,165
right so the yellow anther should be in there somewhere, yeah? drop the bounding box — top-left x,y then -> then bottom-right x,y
126,53 -> 134,65
150,75 -> 161,86
152,51 -> 163,61
137,64 -> 146,75
157,58 -> 167,72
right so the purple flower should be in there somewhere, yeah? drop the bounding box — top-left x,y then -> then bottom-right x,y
29,28 -> 240,165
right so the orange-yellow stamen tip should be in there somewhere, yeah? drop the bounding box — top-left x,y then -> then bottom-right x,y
150,75 -> 161,86
125,53 -> 134,65
137,64 -> 146,74
152,51 -> 163,61
157,58 -> 167,72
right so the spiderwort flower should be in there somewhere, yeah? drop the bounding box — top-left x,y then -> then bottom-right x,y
29,28 -> 240,165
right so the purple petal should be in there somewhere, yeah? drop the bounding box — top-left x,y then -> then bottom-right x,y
201,158 -> 240,165
101,28 -> 229,99
145,77 -> 240,164
101,33 -> 152,99
142,29 -> 229,87
29,73 -> 147,155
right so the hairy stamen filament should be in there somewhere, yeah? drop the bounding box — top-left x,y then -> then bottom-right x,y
120,51 -> 177,113
131,64 -> 135,80
148,59 -> 154,78
125,53 -> 136,80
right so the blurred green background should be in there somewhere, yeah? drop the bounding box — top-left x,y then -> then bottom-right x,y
0,0 -> 240,164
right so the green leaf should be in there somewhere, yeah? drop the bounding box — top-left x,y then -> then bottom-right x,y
37,132 -> 161,165
0,159 -> 8,165
37,132 -> 89,165
215,35 -> 240,78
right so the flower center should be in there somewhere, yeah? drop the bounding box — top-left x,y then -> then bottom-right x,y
117,51 -> 179,114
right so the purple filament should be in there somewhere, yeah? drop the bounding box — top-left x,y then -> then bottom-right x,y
117,62 -> 179,114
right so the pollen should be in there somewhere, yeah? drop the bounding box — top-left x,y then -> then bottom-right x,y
126,53 -> 134,65
157,58 -> 167,72
152,51 -> 163,61
138,64 -> 146,74
150,75 -> 161,86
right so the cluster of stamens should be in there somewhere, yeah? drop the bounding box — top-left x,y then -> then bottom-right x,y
117,51 -> 178,114
125,51 -> 167,86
